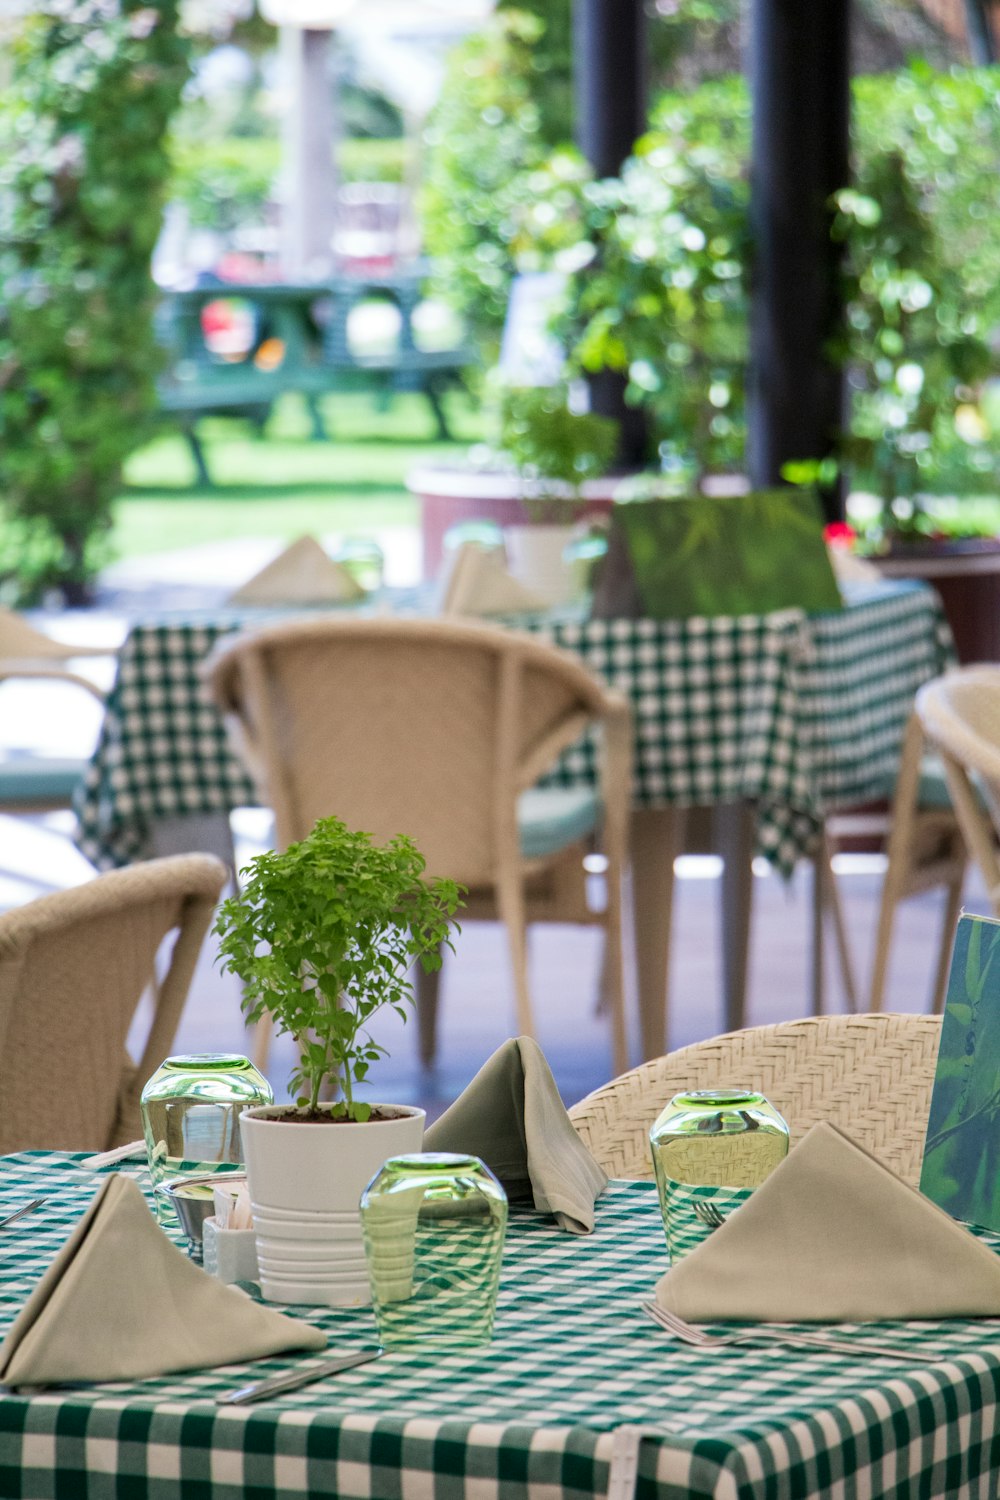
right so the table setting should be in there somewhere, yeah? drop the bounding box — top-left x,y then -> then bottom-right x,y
5,1004 -> 1000,1500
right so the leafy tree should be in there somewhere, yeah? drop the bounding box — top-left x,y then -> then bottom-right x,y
0,0 -> 190,603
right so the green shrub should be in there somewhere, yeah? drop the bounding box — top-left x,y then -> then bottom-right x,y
421,10 -> 550,353
0,0 -> 190,602
168,135 -> 407,236
439,63 -> 1000,514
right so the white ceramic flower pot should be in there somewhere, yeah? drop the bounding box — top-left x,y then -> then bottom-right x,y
240,1103 -> 425,1306
504,523 -> 578,606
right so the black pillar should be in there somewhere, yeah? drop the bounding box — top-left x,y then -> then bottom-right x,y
573,0 -> 649,467
748,0 -> 850,521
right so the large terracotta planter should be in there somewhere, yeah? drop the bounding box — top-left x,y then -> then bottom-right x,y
871,539 -> 1000,664
407,464 -> 618,580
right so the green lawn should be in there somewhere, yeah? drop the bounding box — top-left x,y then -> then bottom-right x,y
114,390 -> 484,560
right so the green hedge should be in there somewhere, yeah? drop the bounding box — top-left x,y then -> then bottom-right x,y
0,0 -> 190,602
423,61 -> 1000,515
168,135 -> 407,234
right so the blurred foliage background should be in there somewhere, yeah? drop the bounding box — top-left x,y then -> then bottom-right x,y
2,0 -> 1000,600
421,8 -> 1000,537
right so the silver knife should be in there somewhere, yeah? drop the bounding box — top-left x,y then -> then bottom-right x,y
218,1348 -> 382,1405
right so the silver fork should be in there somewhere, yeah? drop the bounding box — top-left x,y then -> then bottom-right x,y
0,1197 -> 48,1229
691,1201 -> 726,1229
643,1300 -> 944,1363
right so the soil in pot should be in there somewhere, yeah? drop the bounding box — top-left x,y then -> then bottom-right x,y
267,1105 -> 411,1125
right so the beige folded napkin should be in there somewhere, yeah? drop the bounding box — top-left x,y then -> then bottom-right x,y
439,542 -> 546,617
226,535 -> 364,606
0,607 -> 110,660
826,546 -> 883,587
424,1036 -> 606,1233
0,1176 -> 325,1387
657,1121 -> 1000,1323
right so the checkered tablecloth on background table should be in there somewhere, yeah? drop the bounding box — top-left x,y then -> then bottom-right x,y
1,1154 -> 999,1500
74,580 -> 952,878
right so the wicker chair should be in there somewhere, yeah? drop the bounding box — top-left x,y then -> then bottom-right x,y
824,712 -> 967,1013
916,666 -> 1000,912
205,617 -> 631,1074
0,608 -> 112,816
568,1012 -> 942,1188
0,853 -> 227,1153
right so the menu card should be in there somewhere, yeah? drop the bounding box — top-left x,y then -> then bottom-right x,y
920,912 -> 1000,1231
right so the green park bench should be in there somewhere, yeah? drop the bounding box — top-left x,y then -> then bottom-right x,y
156,269 -> 474,485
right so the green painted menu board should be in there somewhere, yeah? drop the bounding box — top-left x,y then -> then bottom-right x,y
591,490 -> 843,619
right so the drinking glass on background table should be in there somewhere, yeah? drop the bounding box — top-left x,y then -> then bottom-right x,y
140,1054 -> 272,1227
332,536 -> 385,593
650,1090 -> 789,1262
360,1153 -> 508,1347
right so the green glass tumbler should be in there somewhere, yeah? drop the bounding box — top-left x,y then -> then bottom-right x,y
649,1089 -> 789,1262
140,1053 -> 273,1227
360,1153 -> 507,1347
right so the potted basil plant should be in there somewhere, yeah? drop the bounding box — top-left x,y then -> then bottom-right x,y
214,815 -> 462,1305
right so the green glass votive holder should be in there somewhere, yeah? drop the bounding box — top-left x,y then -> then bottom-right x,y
360,1153 -> 507,1348
140,1053 -> 272,1227
649,1089 -> 790,1262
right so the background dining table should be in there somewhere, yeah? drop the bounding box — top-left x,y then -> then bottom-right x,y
1,1152 -> 999,1500
73,578 -> 953,1059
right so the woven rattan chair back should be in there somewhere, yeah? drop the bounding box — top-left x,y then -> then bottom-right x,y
205,617 -> 632,1073
207,617 -> 610,886
0,854 -> 227,1153
917,667 -> 1000,913
569,1012 -> 943,1188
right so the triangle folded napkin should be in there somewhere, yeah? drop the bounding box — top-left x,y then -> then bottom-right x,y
0,1176 -> 325,1387
424,1036 -> 606,1234
657,1121 -> 1000,1323
439,542 -> 546,617
226,535 -> 364,606
0,607 -> 110,661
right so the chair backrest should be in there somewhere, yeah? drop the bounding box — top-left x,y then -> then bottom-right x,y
916,666 -> 1000,910
0,854 -> 227,1153
205,617 -> 613,886
569,1012 -> 943,1187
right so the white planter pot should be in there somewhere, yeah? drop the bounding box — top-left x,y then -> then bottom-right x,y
504,524 -> 578,606
240,1103 -> 425,1306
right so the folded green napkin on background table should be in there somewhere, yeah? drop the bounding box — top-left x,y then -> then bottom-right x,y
0,1176 -> 325,1387
657,1122 -> 1000,1323
425,1036 -> 607,1233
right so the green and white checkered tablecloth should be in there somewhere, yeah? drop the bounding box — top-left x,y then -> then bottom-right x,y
74,581 -> 952,878
1,1155 -> 999,1500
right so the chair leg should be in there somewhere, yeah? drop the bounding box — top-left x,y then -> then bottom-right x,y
931,875 -> 965,1013
814,833 -> 859,1016
868,856 -> 908,1014
496,871 -> 536,1040
252,1012 -> 274,1076
416,947 -> 443,1069
810,854 -> 826,1017
602,866 -> 629,1077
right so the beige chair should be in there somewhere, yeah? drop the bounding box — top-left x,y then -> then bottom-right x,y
916,665 -> 1000,910
569,1011 -> 942,1187
822,712 -> 967,1013
0,853 -> 228,1153
0,607 -> 113,816
205,617 -> 632,1074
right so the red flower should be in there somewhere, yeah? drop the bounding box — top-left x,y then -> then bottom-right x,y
823,521 -> 857,549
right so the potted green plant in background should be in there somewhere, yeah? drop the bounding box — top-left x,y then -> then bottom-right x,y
497,381 -> 619,603
214,815 -> 462,1305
